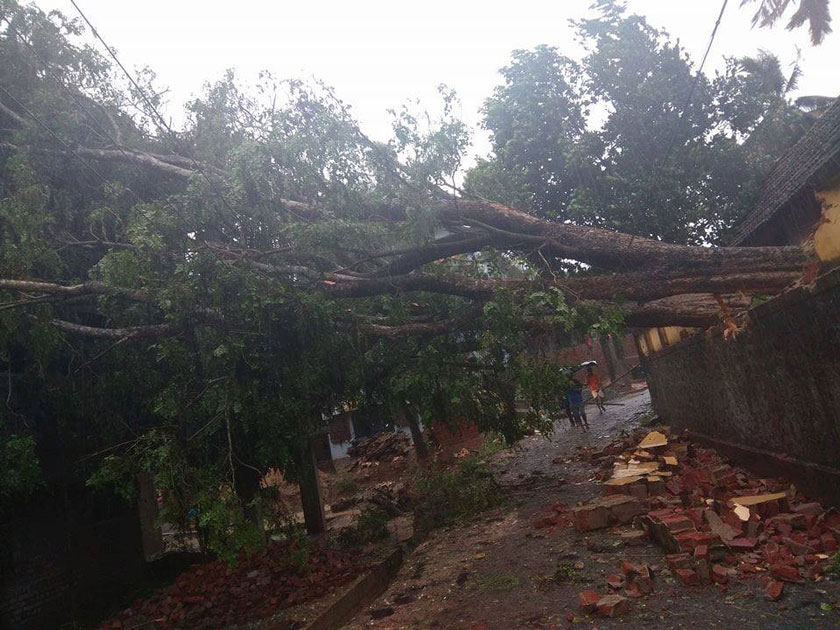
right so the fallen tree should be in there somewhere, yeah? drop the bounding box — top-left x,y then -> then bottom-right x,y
0,0 -> 817,549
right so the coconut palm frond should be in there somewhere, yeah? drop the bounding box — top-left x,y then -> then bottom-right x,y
740,0 -> 832,45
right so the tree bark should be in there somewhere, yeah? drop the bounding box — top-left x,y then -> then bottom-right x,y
623,293 -> 752,328
434,200 -> 808,274
296,435 -> 327,535
321,269 -> 800,303
402,405 -> 429,460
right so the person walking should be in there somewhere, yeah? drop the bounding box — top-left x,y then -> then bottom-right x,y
586,366 -> 607,414
566,378 -> 588,431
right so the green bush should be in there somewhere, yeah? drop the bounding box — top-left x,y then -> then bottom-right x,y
335,475 -> 360,496
828,552 -> 840,578
415,457 -> 502,533
335,505 -> 390,548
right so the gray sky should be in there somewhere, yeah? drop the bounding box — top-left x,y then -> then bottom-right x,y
35,0 -> 840,157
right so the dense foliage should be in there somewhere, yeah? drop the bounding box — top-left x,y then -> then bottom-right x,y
0,0 -> 613,556
0,0 -> 822,557
467,8 -> 816,244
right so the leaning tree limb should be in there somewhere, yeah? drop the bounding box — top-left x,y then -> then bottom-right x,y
51,319 -> 180,339
3,131 -> 808,277
317,269 -> 800,303
624,293 -> 751,328
428,200 -> 809,274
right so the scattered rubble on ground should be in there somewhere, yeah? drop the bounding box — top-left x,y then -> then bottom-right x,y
331,480 -> 412,516
348,431 -> 411,464
99,542 -> 365,630
572,426 -> 840,618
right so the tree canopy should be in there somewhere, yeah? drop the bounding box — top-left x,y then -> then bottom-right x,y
466,9 -> 817,245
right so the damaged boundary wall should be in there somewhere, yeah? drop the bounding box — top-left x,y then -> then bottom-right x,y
643,267 -> 840,506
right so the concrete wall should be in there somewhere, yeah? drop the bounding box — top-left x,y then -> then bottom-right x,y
644,268 -> 840,503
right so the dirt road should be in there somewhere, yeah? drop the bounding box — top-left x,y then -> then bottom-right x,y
343,390 -> 840,630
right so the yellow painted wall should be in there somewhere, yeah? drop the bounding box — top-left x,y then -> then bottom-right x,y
663,326 -> 684,345
815,181 -> 840,263
644,329 -> 661,354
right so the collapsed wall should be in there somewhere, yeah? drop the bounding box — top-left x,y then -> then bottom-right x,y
643,267 -> 840,505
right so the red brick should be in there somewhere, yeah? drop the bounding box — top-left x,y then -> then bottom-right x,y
711,564 -> 729,584
685,508 -> 706,529
676,531 -> 721,552
620,530 -> 648,546
793,502 -> 822,516
693,544 -> 709,560
762,541 -> 782,563
662,514 -> 695,534
767,513 -> 807,531
620,561 -> 649,578
675,568 -> 699,586
595,594 -> 630,617
606,573 -> 625,589
572,503 -> 609,532
665,553 -> 693,570
727,537 -> 757,551
533,516 -> 556,529
769,563 -> 803,583
721,509 -> 745,532
633,574 -> 654,595
821,533 -> 838,553
603,495 -> 645,524
624,580 -> 645,598
578,590 -> 601,613
764,580 -> 784,601
665,480 -> 682,495
781,536 -> 815,556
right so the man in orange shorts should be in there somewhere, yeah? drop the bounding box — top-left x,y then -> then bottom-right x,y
586,366 -> 607,413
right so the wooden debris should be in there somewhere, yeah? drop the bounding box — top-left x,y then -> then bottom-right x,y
731,492 -> 787,507
663,456 -> 678,467
612,462 -> 660,479
604,476 -> 644,487
733,505 -> 751,521
638,430 -> 668,449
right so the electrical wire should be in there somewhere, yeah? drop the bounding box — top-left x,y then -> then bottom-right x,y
69,0 -> 236,215
659,0 -> 729,167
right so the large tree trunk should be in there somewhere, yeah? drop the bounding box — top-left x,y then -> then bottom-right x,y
436,200 -> 807,273
402,404 -> 429,460
624,293 -> 752,328
296,435 -> 327,535
321,269 -> 800,304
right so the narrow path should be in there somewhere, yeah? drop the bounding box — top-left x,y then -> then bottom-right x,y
343,390 -> 840,630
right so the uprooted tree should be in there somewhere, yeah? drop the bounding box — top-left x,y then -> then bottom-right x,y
0,1 -> 818,552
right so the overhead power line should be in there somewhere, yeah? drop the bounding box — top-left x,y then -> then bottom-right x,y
659,0 -> 729,167
0,82 -> 114,186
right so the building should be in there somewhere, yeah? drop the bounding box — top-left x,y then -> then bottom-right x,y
637,96 -> 840,358
731,97 -> 840,251
641,95 -> 840,505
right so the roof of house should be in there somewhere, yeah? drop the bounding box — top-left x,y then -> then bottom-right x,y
731,96 -> 840,245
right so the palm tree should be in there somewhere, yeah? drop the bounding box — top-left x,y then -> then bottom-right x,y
741,0 -> 832,45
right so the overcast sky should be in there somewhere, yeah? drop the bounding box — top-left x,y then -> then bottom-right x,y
34,0 -> 840,157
